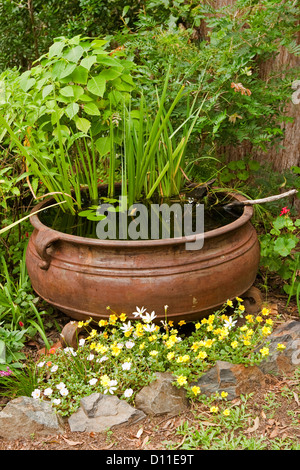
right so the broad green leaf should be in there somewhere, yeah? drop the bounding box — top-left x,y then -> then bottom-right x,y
59,62 -> 77,79
75,117 -> 91,133
48,41 -> 65,59
65,102 -> 79,119
80,55 -> 97,70
96,56 -> 120,67
69,65 -> 88,85
100,68 -> 122,81
42,84 -> 54,99
95,136 -> 110,156
20,77 -> 36,92
60,86 -> 74,97
84,102 -> 100,116
87,75 -> 106,97
63,45 -> 84,63
274,236 -> 297,257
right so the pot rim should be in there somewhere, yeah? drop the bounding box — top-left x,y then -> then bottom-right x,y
28,189 -> 254,247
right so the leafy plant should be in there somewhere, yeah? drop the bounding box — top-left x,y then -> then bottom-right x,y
259,208 -> 300,303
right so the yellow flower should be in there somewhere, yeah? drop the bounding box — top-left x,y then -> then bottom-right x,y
168,321 -> 174,327
256,316 -> 263,323
103,332 -> 108,339
78,321 -> 84,328
223,409 -> 230,416
178,320 -> 186,326
197,350 -> 207,359
231,340 -> 238,349
260,347 -> 269,357
98,320 -> 108,327
167,352 -> 175,360
204,339 -> 215,348
135,323 -> 144,338
210,406 -> 219,413
238,305 -> 245,312
276,343 -> 286,351
90,342 -> 96,350
208,314 -> 215,324
119,313 -> 127,321
191,386 -> 201,396
246,329 -> 254,337
245,315 -> 254,323
236,297 -> 243,302
165,335 -> 177,348
195,322 -> 201,330
261,308 -> 270,316
226,299 -> 233,307
139,342 -> 145,350
266,318 -> 273,325
221,391 -> 228,398
177,375 -> 187,386
176,355 -> 190,363
206,325 -> 214,332
149,350 -> 158,357
191,342 -> 200,351
201,318 -> 208,324
100,375 -> 111,387
109,314 -> 118,325
240,325 -> 248,331
262,326 -> 271,336
95,344 -> 108,354
148,335 -> 157,342
90,329 -> 97,338
243,339 -> 251,346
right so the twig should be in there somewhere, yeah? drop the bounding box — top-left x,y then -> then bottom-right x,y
224,189 -> 298,209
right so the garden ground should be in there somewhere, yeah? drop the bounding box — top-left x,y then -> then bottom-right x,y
0,276 -> 299,451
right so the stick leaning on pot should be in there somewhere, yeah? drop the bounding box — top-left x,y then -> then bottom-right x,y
223,189 -> 298,210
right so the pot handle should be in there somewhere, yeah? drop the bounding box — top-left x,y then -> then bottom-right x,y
34,229 -> 61,270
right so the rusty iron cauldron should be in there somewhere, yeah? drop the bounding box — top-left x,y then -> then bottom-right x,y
25,192 -> 260,323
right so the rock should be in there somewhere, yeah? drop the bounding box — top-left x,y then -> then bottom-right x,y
68,393 -> 145,432
0,396 -> 64,440
194,360 -> 266,400
258,320 -> 300,375
135,372 -> 189,416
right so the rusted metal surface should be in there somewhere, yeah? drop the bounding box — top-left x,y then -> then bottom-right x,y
26,192 -> 260,323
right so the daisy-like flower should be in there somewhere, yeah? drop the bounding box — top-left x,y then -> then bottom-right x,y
96,355 -> 109,363
37,361 -> 45,368
56,382 -> 66,390
44,387 -> 53,397
141,311 -> 157,323
143,323 -> 157,333
31,389 -> 41,399
87,353 -> 94,361
52,398 -> 61,406
89,378 -> 98,386
125,340 -> 135,349
133,306 -> 147,318
124,388 -> 133,398
223,317 -> 237,330
104,379 -> 118,395
60,387 -> 69,396
122,362 -> 132,371
50,365 -> 58,373
79,338 -> 85,347
120,321 -> 133,334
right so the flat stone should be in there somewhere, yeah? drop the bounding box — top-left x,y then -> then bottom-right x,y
194,360 -> 266,400
68,393 -> 145,432
0,396 -> 64,440
135,372 -> 189,415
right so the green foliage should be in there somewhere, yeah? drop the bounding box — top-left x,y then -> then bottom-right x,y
259,210 -> 300,302
0,324 -> 28,371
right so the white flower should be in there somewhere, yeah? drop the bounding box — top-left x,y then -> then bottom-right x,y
224,317 -> 237,330
143,323 -> 156,333
125,341 -> 135,349
60,387 -> 69,396
56,382 -> 66,390
89,378 -> 98,386
97,355 -> 108,363
79,338 -> 85,347
124,388 -> 133,398
50,365 -> 58,373
122,362 -> 132,371
104,380 -> 118,395
37,361 -> 45,368
44,387 -> 53,397
120,321 -> 133,334
132,306 -> 147,318
142,311 -> 157,323
87,354 -> 94,361
52,398 -> 61,406
31,389 -> 41,399
64,347 -> 77,356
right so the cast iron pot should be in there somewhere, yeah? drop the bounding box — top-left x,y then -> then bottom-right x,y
26,192 -> 260,323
